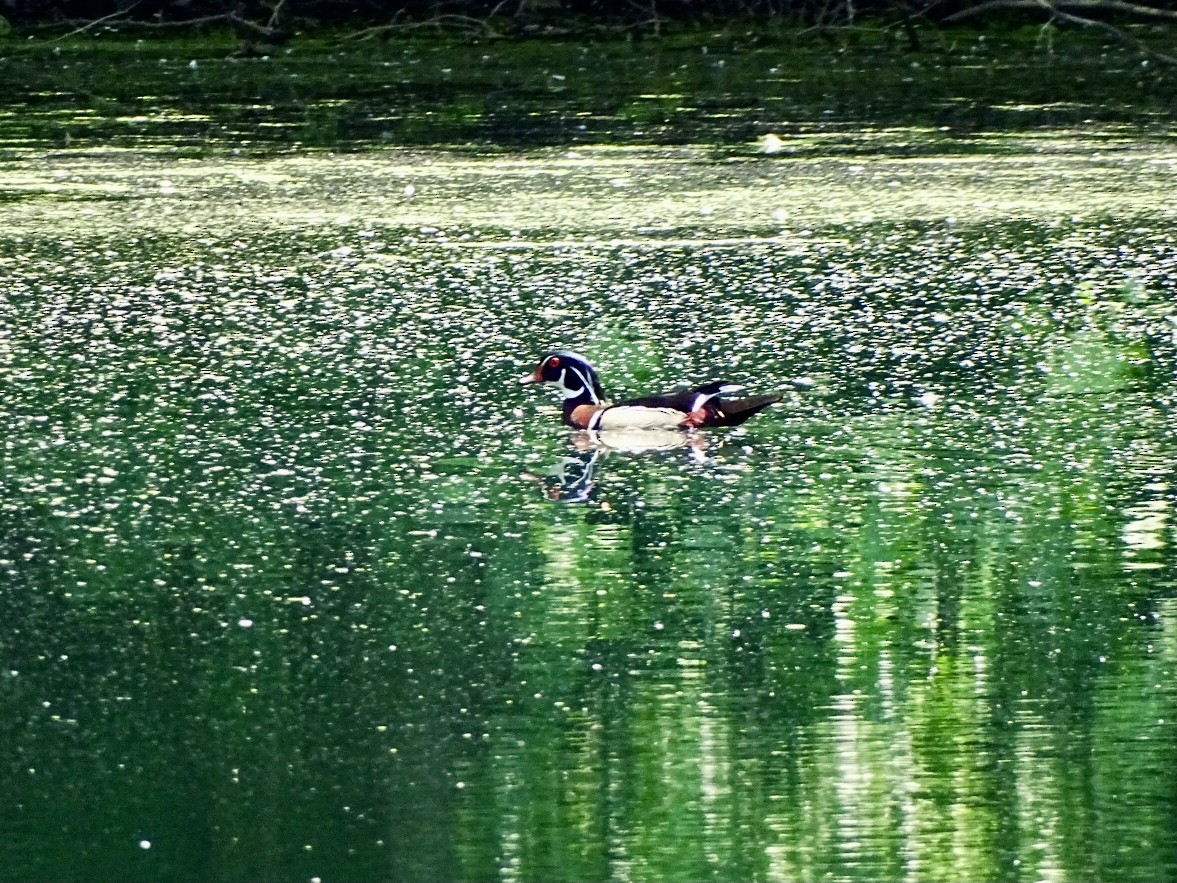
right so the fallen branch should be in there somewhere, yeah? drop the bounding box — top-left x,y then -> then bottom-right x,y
1035,0 -> 1177,63
944,0 -> 1177,23
128,12 -> 283,38
34,2 -> 140,44
38,8 -> 285,43
341,13 -> 504,41
941,0 -> 1176,64
264,0 -> 288,31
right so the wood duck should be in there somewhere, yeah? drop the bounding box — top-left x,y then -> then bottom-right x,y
519,350 -> 782,431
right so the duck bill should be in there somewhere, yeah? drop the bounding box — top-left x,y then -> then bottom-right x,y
519,369 -> 544,385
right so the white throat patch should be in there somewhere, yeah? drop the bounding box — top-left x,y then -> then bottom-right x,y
559,365 -> 600,403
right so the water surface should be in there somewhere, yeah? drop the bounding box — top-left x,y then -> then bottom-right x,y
1,132 -> 1175,882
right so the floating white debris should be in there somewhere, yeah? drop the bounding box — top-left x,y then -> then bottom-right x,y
758,133 -> 785,154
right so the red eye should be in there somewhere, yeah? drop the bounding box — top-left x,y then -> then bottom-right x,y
547,357 -> 560,368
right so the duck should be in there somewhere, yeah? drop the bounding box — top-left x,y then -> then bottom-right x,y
519,350 -> 783,431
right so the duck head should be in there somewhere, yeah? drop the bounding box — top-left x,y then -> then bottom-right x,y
519,351 -> 605,407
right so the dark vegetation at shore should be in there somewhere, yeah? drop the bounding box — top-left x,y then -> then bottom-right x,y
0,0 -> 1174,66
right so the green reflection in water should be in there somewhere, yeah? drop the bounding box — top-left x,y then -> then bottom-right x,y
0,34 -> 1172,153
0,144 -> 1174,883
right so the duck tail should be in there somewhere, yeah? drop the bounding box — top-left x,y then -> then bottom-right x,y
709,393 -> 782,427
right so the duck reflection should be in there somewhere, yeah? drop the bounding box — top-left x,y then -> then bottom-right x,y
524,429 -> 708,502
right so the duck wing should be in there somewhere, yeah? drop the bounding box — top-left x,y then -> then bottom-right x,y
614,381 -> 781,429
617,381 -> 741,413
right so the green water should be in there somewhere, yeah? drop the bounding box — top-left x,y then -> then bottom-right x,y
1,37 -> 1176,883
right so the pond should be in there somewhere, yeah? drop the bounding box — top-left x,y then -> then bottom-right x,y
1,37 -> 1176,883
